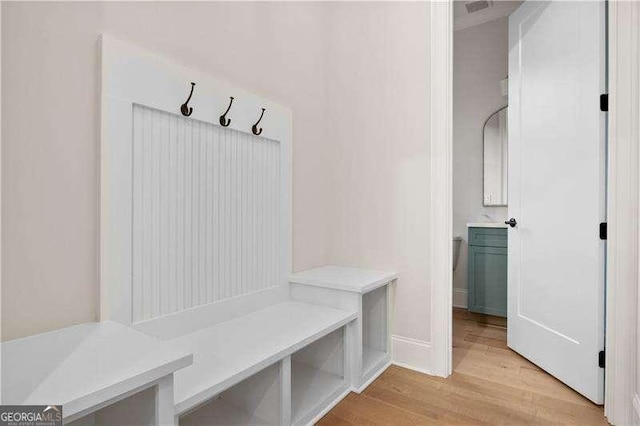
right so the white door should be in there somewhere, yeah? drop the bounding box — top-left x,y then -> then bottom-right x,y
508,1 -> 606,404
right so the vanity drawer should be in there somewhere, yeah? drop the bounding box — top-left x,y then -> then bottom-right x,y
469,227 -> 508,248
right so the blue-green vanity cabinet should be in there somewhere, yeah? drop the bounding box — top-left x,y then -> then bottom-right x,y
467,227 -> 507,317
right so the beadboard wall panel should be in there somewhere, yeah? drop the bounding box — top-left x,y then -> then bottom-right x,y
131,105 -> 282,322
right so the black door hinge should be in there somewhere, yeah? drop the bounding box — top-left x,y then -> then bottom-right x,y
600,222 -> 607,240
600,94 -> 608,112
599,350 -> 605,368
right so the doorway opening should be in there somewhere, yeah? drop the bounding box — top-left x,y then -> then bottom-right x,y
450,0 -> 606,420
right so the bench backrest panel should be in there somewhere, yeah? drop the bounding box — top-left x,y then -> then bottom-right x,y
131,105 -> 283,322
100,35 -> 291,326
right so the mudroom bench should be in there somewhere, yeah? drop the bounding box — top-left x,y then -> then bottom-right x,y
138,300 -> 357,425
4,33 -> 400,426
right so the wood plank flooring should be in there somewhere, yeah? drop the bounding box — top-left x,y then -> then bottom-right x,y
318,308 -> 608,425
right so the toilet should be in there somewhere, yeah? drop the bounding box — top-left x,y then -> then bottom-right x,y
453,236 -> 462,270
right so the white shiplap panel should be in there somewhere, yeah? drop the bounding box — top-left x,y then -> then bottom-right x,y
131,105 -> 282,322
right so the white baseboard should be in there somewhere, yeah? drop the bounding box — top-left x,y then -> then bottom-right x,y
391,335 -> 432,375
392,360 -> 431,376
453,288 -> 468,308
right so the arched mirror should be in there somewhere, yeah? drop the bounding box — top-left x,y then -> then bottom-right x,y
483,106 -> 508,206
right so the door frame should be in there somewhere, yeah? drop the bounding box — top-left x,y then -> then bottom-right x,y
429,1 -> 639,423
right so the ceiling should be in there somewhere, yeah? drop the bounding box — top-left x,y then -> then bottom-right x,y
454,1 -> 523,32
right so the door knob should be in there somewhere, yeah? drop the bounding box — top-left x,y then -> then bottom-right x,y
505,218 -> 517,228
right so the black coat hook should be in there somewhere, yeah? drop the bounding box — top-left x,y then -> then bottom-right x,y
219,97 -> 234,127
180,82 -> 195,117
252,108 -> 266,136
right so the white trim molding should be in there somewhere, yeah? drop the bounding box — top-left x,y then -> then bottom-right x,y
391,335 -> 432,375
429,0 -> 454,378
605,1 -> 640,424
452,288 -> 468,309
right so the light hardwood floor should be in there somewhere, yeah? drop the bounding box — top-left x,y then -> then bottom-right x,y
318,308 -> 608,425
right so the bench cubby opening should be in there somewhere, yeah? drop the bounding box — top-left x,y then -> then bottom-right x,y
289,266 -> 397,392
180,362 -> 281,426
67,386 -> 157,426
362,285 -> 389,378
291,327 -> 348,425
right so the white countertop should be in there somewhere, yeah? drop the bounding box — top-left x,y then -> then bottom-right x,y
1,321 -> 192,420
467,222 -> 508,229
289,265 -> 398,293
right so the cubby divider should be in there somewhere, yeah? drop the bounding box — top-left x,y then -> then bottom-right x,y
291,328 -> 349,425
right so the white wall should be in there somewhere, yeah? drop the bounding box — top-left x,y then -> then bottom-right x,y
1,2 -> 333,340
324,3 -> 432,351
2,0 -> 434,371
453,18 -> 509,298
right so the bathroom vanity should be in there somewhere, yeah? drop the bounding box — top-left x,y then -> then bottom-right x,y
467,224 -> 508,317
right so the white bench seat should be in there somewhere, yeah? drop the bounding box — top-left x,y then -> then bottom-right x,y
1,322 -> 192,423
164,301 -> 357,415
